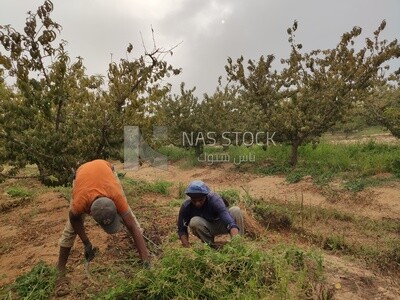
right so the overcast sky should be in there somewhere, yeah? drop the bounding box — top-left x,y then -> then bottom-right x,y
1,0 -> 399,97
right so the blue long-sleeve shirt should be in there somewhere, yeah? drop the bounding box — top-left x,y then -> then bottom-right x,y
177,192 -> 239,237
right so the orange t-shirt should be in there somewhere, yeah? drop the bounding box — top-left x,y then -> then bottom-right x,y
70,159 -> 129,215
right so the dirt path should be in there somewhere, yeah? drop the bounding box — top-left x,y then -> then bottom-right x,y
1,162 -> 399,299
124,162 -> 400,220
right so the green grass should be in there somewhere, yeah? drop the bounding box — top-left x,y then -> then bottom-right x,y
342,176 -> 384,192
151,180 -> 173,195
97,238 -> 330,300
217,188 -> 241,206
242,141 -> 398,189
168,198 -> 184,208
158,146 -> 197,162
9,261 -> 58,300
177,181 -> 186,199
6,186 -> 33,198
122,178 -> 173,196
324,126 -> 389,139
158,141 -> 399,189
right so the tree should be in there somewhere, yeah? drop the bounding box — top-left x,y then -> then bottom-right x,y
158,81 -> 264,157
0,1 -> 180,185
365,82 -> 400,138
106,34 -> 181,150
199,81 -> 266,148
158,82 -> 204,155
225,20 -> 400,166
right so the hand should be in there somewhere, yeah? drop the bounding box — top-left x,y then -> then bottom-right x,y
84,241 -> 98,262
180,235 -> 190,248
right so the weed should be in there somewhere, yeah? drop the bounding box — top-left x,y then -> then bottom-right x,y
177,181 -> 186,199
286,170 -> 306,183
343,177 -> 380,192
322,234 -> 348,251
390,159 -> 400,177
51,185 -> 72,201
257,163 -> 291,175
6,186 -> 32,198
122,178 -> 172,196
150,180 -> 173,195
159,146 -> 196,162
217,188 -> 240,206
13,261 -> 57,300
252,203 -> 293,230
159,141 -> 399,186
169,198 -> 183,208
122,178 -> 149,196
98,239 -> 327,300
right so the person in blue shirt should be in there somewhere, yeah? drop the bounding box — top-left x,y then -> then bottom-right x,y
177,180 -> 244,248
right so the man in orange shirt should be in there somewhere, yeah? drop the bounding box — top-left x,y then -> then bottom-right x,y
56,159 -> 149,291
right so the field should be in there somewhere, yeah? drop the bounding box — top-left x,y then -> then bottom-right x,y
0,134 -> 399,299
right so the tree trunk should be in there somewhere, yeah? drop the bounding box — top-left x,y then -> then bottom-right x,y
290,139 -> 301,167
194,144 -> 204,157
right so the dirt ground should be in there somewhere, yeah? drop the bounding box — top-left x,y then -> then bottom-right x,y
0,161 -> 399,299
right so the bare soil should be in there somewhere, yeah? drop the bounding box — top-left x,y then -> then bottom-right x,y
0,162 -> 399,299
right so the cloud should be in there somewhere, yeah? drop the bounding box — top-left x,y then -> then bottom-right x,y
0,0 -> 399,97
113,0 -> 187,20
191,1 -> 233,35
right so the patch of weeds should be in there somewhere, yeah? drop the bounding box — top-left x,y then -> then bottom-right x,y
312,170 -> 336,186
177,181 -> 186,199
343,177 -> 379,192
282,245 -> 324,279
257,163 -> 291,175
390,159 -> 400,178
311,207 -> 354,223
159,145 -> 195,162
6,186 -> 32,198
321,187 -> 344,203
284,247 -> 306,270
0,284 -> 13,300
122,178 -> 172,196
169,198 -> 183,208
271,244 -> 328,300
327,209 -> 354,222
218,188 -> 240,206
99,239 -> 328,300
286,170 -> 306,183
360,217 -> 400,234
51,185 -> 72,201
285,164 -> 337,186
240,186 -> 256,207
13,261 -> 57,300
252,203 -> 293,230
355,239 -> 400,272
123,178 -> 150,196
322,234 -> 348,252
178,156 -> 202,169
367,239 -> 400,272
150,180 -> 173,195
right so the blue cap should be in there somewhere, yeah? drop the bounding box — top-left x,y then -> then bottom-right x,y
185,180 -> 210,196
